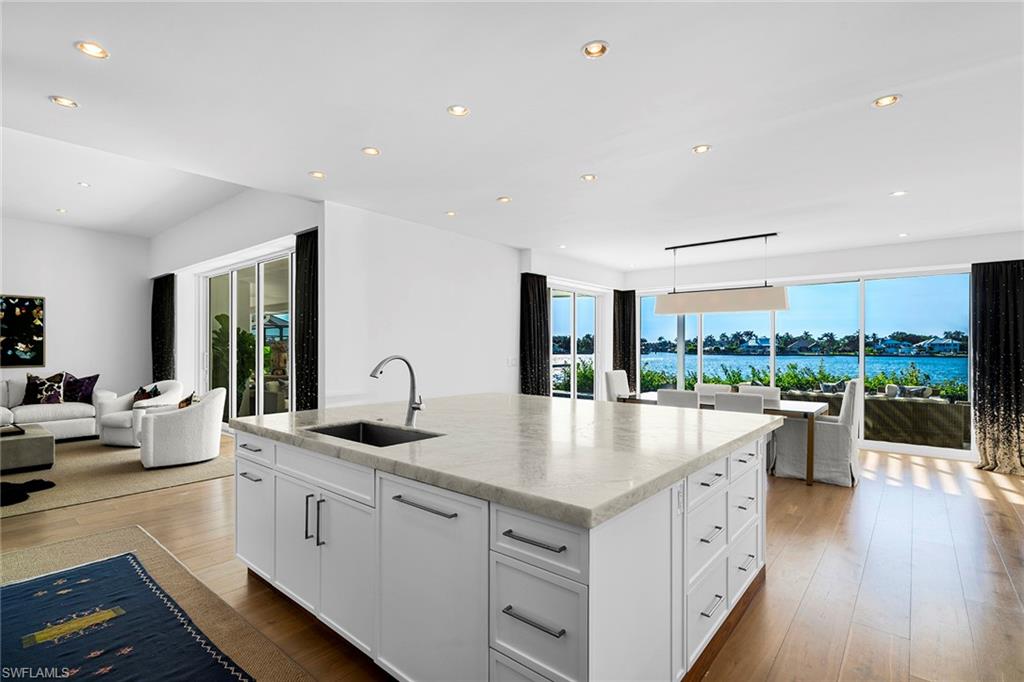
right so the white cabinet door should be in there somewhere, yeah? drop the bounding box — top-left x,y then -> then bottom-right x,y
318,490 -> 376,656
235,457 -> 275,580
377,473 -> 489,682
274,472 -> 320,612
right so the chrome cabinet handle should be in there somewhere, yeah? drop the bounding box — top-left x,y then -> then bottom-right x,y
392,494 -> 458,519
502,605 -> 566,638
699,525 -> 724,544
239,472 -> 262,483
700,594 -> 725,618
699,472 -> 725,488
316,499 -> 326,546
735,456 -> 750,464
304,494 -> 315,540
737,553 -> 756,572
240,444 -> 262,452
502,529 -> 567,554
738,495 -> 757,511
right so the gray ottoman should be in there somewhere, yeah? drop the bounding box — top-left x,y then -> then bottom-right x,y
1,424 -> 56,474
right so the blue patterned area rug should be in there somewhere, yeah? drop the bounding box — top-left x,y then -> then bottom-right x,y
1,553 -> 252,680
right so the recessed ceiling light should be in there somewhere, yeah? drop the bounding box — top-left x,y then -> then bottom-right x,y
496,196 -> 511,204
446,211 -> 457,217
308,170 -> 326,180
898,233 -> 909,238
873,94 -> 901,108
361,147 -> 381,156
692,144 -> 712,155
49,95 -> 78,109
56,208 -> 67,214
581,40 -> 609,59
580,174 -> 597,182
558,244 -> 567,249
77,181 -> 90,188
889,190 -> 907,197
447,104 -> 470,117
75,40 -> 109,59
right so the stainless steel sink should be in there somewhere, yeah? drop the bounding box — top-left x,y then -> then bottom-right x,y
305,421 -> 443,447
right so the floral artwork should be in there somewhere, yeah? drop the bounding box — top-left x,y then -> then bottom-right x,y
1,296 -> 45,367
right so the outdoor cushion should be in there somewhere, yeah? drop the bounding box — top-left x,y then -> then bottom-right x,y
0,406 -> 13,426
12,402 -> 96,423
99,410 -> 134,429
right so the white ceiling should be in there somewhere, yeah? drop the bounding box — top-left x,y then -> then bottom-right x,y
2,2 -> 1021,267
1,128 -> 246,236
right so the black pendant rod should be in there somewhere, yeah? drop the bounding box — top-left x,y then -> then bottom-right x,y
664,232 -> 778,251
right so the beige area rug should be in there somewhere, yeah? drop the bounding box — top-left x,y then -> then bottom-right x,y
1,526 -> 313,680
1,438 -> 234,518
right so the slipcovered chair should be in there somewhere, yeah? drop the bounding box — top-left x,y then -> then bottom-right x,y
604,370 -> 632,402
773,379 -> 862,487
695,383 -> 732,406
738,385 -> 782,409
657,389 -> 699,408
139,388 -> 226,469
715,392 -> 764,414
97,380 -> 183,447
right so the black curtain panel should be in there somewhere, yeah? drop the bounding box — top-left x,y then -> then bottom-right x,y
613,290 -> 637,393
971,259 -> 1024,475
520,273 -> 550,396
295,228 -> 319,411
151,274 -> 175,382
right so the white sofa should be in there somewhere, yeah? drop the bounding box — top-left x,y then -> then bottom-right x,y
97,380 -> 184,447
0,378 -> 116,440
139,388 -> 226,469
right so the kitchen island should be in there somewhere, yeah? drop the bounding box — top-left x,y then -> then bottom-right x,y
231,393 -> 782,682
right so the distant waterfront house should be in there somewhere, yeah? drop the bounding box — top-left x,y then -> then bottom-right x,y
875,338 -> 914,355
742,336 -> 771,354
786,338 -> 820,353
913,337 -> 962,354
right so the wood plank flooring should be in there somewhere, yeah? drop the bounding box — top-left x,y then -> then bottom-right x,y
3,440 -> 1023,681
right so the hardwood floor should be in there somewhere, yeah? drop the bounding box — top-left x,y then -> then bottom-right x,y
3,440 -> 1023,681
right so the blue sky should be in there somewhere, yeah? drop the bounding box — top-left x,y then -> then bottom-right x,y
552,293 -> 595,338
638,273 -> 969,342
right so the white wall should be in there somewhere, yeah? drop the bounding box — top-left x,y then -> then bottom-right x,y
322,202 -> 520,406
624,230 -> 1024,292
1,217 -> 151,393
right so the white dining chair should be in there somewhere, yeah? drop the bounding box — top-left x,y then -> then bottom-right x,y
715,392 -> 765,414
738,385 -> 782,409
604,370 -> 632,402
657,389 -> 699,408
696,383 -> 732,406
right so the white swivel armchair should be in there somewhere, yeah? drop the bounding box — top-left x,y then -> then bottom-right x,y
139,388 -> 226,469
97,380 -> 184,447
772,379 -> 862,487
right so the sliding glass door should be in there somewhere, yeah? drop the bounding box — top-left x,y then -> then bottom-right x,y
206,254 -> 294,422
550,288 -> 598,400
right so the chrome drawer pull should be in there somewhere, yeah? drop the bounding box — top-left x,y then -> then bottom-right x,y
737,495 -> 757,511
316,499 -> 326,546
502,605 -> 566,638
735,456 -> 750,464
738,553 -> 756,572
699,473 -> 725,488
502,529 -> 567,554
699,525 -> 724,544
239,472 -> 262,483
392,494 -> 458,519
700,594 -> 724,618
240,444 -> 262,453
304,494 -> 315,539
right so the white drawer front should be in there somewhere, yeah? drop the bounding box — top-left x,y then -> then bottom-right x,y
491,505 -> 589,584
686,556 -> 728,667
686,456 -> 729,510
490,649 -> 553,682
234,458 -> 275,580
685,490 -> 728,584
729,447 -> 759,480
729,522 -> 759,608
728,468 -> 759,541
236,433 -> 275,465
276,444 -> 374,507
490,553 -> 588,682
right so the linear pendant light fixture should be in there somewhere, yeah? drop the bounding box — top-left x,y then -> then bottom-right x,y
654,232 -> 789,314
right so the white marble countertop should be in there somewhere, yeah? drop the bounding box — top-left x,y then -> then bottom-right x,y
231,393 -> 783,528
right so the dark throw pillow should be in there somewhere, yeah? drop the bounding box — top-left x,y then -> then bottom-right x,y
177,392 -> 196,409
23,372 -> 65,405
132,384 -> 161,405
819,380 -> 846,394
63,373 -> 100,404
